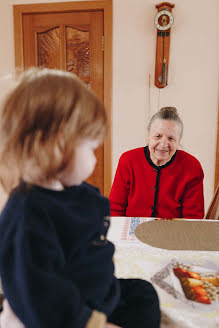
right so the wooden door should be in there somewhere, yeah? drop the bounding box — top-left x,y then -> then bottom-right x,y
13,1 -> 112,196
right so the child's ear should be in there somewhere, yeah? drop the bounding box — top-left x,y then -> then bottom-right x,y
54,136 -> 65,160
57,136 -> 65,152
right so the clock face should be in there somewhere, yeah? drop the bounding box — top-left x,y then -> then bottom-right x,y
154,10 -> 174,31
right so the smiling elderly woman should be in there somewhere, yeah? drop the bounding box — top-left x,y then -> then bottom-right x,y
109,107 -> 204,219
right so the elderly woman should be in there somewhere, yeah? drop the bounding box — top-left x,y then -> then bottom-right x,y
109,107 -> 204,219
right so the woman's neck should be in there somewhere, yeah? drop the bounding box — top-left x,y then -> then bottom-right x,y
149,154 -> 167,167
151,158 -> 166,166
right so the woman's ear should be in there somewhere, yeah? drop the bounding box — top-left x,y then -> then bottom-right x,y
146,134 -> 149,146
178,142 -> 184,150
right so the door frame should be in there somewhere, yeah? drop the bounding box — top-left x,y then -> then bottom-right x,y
13,0 -> 112,196
215,110 -> 219,190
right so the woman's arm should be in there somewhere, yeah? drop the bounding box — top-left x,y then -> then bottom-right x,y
182,163 -> 204,219
109,154 -> 130,216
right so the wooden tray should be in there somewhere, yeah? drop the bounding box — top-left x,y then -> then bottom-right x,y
134,220 -> 219,251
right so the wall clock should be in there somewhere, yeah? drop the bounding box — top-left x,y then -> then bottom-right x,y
154,2 -> 175,88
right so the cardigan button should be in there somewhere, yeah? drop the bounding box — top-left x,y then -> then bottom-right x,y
154,168 -> 157,172
153,187 -> 156,190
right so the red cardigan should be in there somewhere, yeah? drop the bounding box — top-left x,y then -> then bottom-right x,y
109,147 -> 204,219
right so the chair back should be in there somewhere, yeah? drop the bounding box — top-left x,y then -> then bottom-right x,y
205,183 -> 219,220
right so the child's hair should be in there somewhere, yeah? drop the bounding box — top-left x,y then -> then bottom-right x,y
0,68 -> 107,192
148,107 -> 183,138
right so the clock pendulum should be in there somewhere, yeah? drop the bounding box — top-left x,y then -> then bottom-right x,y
154,2 -> 174,88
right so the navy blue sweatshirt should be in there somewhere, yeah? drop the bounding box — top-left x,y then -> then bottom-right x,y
0,182 -> 120,328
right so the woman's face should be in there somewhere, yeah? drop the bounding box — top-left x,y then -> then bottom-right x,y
147,119 -> 181,166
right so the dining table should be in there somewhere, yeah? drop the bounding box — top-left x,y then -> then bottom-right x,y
107,217 -> 219,328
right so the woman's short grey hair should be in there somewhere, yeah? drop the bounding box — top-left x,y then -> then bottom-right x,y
148,107 -> 183,138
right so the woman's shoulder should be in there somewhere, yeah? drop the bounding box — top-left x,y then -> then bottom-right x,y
176,150 -> 203,170
119,147 -> 145,161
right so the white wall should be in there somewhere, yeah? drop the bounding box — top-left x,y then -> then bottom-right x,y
112,0 -> 219,211
0,0 -> 218,212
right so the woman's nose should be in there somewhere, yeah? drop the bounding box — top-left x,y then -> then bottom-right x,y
160,137 -> 168,147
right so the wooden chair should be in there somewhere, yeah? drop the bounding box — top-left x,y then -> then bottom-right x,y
205,183 -> 219,220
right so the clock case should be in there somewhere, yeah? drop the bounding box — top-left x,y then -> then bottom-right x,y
154,2 -> 174,88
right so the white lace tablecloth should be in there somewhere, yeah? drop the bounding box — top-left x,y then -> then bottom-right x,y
108,217 -> 219,328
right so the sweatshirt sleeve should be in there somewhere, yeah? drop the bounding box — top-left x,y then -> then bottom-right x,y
0,202 -> 93,328
109,154 -> 130,216
181,160 -> 205,219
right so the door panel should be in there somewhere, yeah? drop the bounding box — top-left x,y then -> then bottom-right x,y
22,10 -> 104,193
65,27 -> 90,77
37,27 -> 61,68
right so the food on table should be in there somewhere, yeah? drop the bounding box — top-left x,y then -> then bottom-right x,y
173,265 -> 219,304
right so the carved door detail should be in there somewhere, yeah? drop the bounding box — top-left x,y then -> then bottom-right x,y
22,11 -> 104,193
